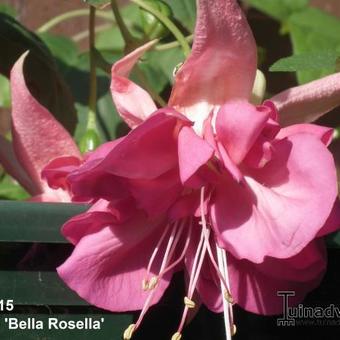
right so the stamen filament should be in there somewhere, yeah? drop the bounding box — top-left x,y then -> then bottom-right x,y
144,223 -> 171,283
176,226 -> 206,333
217,246 -> 233,340
159,221 -> 183,273
159,221 -> 193,277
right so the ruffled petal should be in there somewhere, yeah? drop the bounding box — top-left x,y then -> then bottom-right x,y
42,156 -> 82,191
277,124 -> 333,146
211,134 -> 337,263
178,126 -> 214,184
229,240 -> 326,315
169,0 -> 257,117
271,72 -> 340,126
10,52 -> 81,191
95,109 -> 190,179
129,168 -> 182,216
111,41 -> 157,128
216,100 -> 270,164
58,210 -> 173,312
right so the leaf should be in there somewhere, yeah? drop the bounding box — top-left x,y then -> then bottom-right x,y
245,0 -> 309,21
38,33 -> 79,67
0,175 -> 29,200
0,74 -> 10,108
0,13 -> 77,133
270,51 -> 340,73
164,0 -> 196,31
62,50 -> 124,143
144,46 -> 185,85
289,7 -> 340,41
287,8 -> 340,83
95,4 -> 144,50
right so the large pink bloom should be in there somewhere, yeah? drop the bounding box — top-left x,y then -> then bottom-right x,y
49,0 -> 340,338
0,52 -> 82,202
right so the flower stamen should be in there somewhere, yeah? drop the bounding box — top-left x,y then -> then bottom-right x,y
184,296 -> 196,309
123,324 -> 135,340
171,332 -> 182,340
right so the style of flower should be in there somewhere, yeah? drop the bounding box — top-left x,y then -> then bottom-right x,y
45,1 -> 340,339
0,52 -> 82,202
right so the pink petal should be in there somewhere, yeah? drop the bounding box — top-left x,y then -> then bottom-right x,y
178,126 -> 214,184
62,199 -> 135,245
271,72 -> 340,126
216,100 -> 270,164
277,124 -> 334,146
111,41 -> 158,128
129,168 -> 182,216
211,134 -> 337,263
216,142 -> 243,182
67,140 -> 128,202
98,109 -> 190,179
229,240 -> 326,315
0,135 -> 37,194
169,0 -> 257,115
42,156 -> 82,191
10,52 -> 81,192
68,111 -> 190,207
58,211 -> 173,312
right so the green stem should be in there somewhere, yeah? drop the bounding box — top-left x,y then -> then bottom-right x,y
155,34 -> 193,51
87,6 -> 97,131
130,0 -> 191,57
36,9 -> 115,33
110,0 -> 136,46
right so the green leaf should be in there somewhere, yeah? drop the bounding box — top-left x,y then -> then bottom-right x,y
96,5 -> 144,51
144,46 -> 185,86
0,201 -> 88,243
0,175 -> 29,200
65,51 -> 123,143
287,8 -> 340,83
289,7 -> 340,41
0,13 -> 77,133
270,51 -> 340,73
164,0 -> 196,31
246,0 -> 309,21
38,33 -> 79,67
0,74 -> 10,108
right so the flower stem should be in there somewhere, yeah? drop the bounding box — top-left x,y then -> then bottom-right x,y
130,0 -> 191,57
155,34 -> 193,51
87,6 -> 97,131
36,9 -> 115,33
110,0 -> 136,48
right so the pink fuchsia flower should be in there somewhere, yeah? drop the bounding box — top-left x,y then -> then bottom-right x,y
0,52 -> 82,202
50,0 -> 340,339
